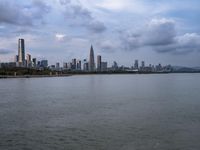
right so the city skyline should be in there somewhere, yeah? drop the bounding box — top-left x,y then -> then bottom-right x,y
0,0 -> 200,67
1,38 -> 173,73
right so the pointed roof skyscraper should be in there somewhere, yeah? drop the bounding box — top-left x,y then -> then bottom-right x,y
89,45 -> 95,72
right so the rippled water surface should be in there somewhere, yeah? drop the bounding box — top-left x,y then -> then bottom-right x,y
0,74 -> 200,150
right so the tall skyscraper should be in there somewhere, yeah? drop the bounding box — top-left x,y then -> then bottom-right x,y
72,58 -> 76,70
32,58 -> 37,68
97,55 -> 101,72
141,61 -> 145,68
26,54 -> 31,68
134,60 -> 139,69
76,60 -> 82,70
18,39 -> 25,66
89,45 -> 95,72
101,62 -> 108,71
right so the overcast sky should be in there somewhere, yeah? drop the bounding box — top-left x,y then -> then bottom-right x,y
0,0 -> 200,67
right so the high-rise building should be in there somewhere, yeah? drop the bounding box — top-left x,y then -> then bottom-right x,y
141,61 -> 145,68
134,60 -> 139,69
32,58 -> 37,68
63,62 -> 68,69
56,62 -> 60,70
101,62 -> 107,72
26,54 -> 32,68
72,58 -> 76,70
83,62 -> 89,71
112,61 -> 118,71
97,55 -> 101,72
67,62 -> 72,70
89,45 -> 95,72
14,55 -> 18,63
37,61 -> 41,68
41,60 -> 48,68
76,60 -> 81,70
18,39 -> 25,66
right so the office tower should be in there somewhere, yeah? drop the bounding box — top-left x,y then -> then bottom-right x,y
18,39 -> 25,66
97,55 -> 102,72
56,62 -> 60,70
83,62 -> 89,71
32,58 -> 37,68
41,60 -> 48,68
76,60 -> 81,70
134,60 -> 139,69
14,55 -> 19,62
67,62 -> 72,70
26,54 -> 31,62
112,61 -> 118,70
141,61 -> 145,68
101,62 -> 107,71
63,63 -> 68,69
89,45 -> 95,72
26,54 -> 31,68
72,58 -> 76,70
37,61 -> 41,68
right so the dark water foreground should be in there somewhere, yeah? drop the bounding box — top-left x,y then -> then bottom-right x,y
0,74 -> 200,150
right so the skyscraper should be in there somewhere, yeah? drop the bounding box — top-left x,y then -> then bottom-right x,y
141,61 -> 145,68
134,60 -> 139,69
72,58 -> 76,70
41,60 -> 48,68
26,54 -> 31,68
56,62 -> 60,70
76,60 -> 82,70
101,62 -> 108,72
89,45 -> 95,72
18,39 -> 25,66
32,58 -> 37,68
97,55 -> 101,72
14,55 -> 18,63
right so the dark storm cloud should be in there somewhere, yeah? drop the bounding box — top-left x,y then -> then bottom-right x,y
121,18 -> 200,54
59,0 -> 106,33
65,5 -> 92,20
0,0 -> 51,26
87,21 -> 106,33
0,49 -> 14,55
98,40 -> 117,53
0,1 -> 32,26
28,0 -> 51,20
143,19 -> 176,46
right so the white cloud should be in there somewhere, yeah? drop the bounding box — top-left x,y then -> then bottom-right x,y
55,33 -> 66,41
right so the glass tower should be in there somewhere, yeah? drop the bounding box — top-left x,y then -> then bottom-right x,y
89,45 -> 95,72
18,39 -> 25,66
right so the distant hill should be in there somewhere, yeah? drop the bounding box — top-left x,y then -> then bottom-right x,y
172,66 -> 200,73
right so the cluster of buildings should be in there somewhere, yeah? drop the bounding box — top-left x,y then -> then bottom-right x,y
15,39 -> 48,69
59,46 -> 108,72
0,39 -> 172,73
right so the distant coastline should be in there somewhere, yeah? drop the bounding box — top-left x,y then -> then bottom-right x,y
0,71 -> 200,79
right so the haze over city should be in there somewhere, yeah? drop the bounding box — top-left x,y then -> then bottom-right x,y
0,0 -> 200,67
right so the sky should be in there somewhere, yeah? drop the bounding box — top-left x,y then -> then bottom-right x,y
0,0 -> 200,67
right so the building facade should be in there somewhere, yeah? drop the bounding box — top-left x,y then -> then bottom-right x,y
18,39 -> 25,66
89,45 -> 95,72
97,55 -> 102,72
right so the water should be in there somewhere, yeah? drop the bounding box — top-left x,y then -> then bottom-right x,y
0,74 -> 200,150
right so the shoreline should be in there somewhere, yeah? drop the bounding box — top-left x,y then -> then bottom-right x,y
0,74 -> 72,79
0,72 -> 200,79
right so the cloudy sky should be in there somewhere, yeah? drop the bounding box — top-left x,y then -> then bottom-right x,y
0,0 -> 200,67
